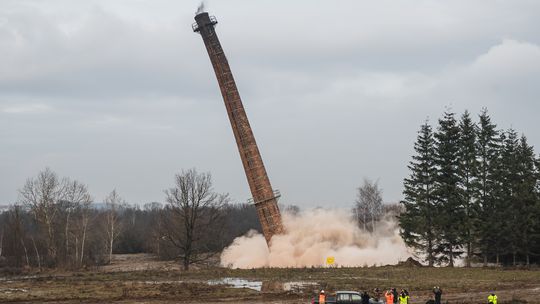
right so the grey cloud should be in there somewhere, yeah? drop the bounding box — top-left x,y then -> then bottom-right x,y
1,0 -> 539,209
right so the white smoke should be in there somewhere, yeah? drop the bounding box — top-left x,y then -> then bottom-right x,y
221,209 -> 411,268
196,2 -> 205,15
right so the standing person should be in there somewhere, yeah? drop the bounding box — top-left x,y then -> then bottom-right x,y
372,288 -> 383,304
362,291 -> 370,304
319,290 -> 326,304
385,290 -> 394,304
392,288 -> 398,304
433,286 -> 442,304
399,289 -> 410,304
488,292 -> 497,304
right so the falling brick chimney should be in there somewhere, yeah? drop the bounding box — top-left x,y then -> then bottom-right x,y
193,12 -> 284,244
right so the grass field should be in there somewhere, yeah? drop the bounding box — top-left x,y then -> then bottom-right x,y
1,254 -> 539,303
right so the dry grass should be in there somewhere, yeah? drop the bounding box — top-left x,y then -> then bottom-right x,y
1,256 -> 539,303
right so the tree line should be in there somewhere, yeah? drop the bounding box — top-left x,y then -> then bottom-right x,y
399,109 -> 540,266
0,168 -> 263,271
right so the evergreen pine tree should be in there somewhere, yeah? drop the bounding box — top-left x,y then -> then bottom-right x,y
434,110 -> 464,267
457,110 -> 479,267
499,129 -> 520,265
401,109 -> 540,265
532,155 -> 540,264
475,109 -> 500,265
400,121 -> 439,266
515,135 -> 537,265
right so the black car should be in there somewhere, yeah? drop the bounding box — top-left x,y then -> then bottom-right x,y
311,291 -> 363,304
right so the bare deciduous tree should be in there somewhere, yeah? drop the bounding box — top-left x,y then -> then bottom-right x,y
284,204 -> 301,216
104,189 -> 124,264
76,199 -> 93,266
6,205 -> 29,268
63,180 -> 92,267
31,236 -> 41,270
354,178 -> 384,232
162,169 -> 228,270
18,168 -> 65,263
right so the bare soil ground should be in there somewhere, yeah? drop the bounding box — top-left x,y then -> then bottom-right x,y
100,254 -> 182,272
1,254 -> 539,303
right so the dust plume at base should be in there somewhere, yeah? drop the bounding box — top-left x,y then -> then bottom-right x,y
220,209 -> 411,268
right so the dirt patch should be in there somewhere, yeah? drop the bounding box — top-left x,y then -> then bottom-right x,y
100,254 -> 182,272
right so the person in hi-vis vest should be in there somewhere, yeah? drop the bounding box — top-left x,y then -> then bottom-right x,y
488,292 -> 497,304
319,290 -> 326,304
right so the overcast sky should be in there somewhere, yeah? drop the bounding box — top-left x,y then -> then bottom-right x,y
1,0 -> 539,209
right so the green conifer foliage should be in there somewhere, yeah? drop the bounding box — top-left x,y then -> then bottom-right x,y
434,111 -> 464,267
515,135 -> 537,265
475,109 -> 500,266
401,109 -> 540,265
400,121 -> 438,266
457,110 -> 479,267
500,129 -> 520,264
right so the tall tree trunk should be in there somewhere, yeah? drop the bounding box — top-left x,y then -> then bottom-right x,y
109,220 -> 114,264
426,203 -> 435,267
80,218 -> 88,266
363,214 -> 366,231
449,247 -> 454,267
183,257 -> 189,271
524,235 -> 530,266
65,210 -> 71,264
31,237 -> 41,271
427,236 -> 434,267
75,237 -> 79,267
46,218 -> 56,262
183,230 -> 192,271
20,238 -> 30,268
157,237 -> 160,257
183,232 -> 192,270
466,240 -> 472,267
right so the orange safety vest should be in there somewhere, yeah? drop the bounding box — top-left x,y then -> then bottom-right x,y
385,292 -> 394,304
319,294 -> 326,304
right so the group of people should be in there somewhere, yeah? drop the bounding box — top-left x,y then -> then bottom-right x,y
317,286 -> 497,304
366,287 -> 410,304
427,287 -> 497,304
317,287 -> 411,304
